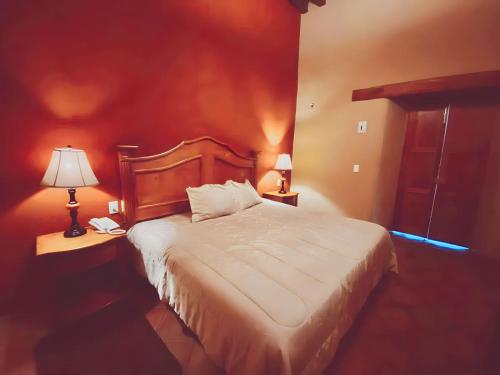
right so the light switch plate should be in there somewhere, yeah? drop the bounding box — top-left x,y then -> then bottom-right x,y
108,201 -> 119,214
357,121 -> 368,134
353,164 -> 360,173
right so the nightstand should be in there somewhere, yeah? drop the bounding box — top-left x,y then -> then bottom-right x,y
36,228 -> 137,325
262,191 -> 299,207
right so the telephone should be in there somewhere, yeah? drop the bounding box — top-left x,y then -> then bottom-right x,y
89,217 -> 126,235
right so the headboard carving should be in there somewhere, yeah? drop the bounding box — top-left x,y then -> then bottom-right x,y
117,136 -> 257,225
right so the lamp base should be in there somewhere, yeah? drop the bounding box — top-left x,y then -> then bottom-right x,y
279,171 -> 287,194
63,188 -> 86,238
64,224 -> 87,238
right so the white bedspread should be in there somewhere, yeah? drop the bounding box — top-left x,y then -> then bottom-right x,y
129,200 -> 397,374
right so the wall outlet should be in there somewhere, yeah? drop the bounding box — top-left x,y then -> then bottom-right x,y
108,201 -> 119,214
357,120 -> 368,134
353,164 -> 360,173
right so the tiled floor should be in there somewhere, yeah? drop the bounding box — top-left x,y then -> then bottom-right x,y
1,236 -> 500,374
145,303 -> 222,375
325,237 -> 500,375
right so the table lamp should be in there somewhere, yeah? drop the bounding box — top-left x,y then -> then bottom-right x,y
41,146 -> 99,237
274,153 -> 292,194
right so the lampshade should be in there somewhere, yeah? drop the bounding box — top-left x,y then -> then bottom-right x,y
274,153 -> 292,171
41,147 -> 99,188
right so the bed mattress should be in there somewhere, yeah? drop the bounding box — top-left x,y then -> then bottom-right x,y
128,200 -> 397,374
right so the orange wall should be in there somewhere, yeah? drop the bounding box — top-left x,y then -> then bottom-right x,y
292,0 -> 500,228
0,0 -> 300,308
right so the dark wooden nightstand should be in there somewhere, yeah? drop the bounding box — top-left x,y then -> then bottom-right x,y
262,191 -> 299,207
36,228 -> 137,325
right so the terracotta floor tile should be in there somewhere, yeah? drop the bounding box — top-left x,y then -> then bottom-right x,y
145,303 -> 169,330
154,313 -> 194,343
185,341 -> 224,375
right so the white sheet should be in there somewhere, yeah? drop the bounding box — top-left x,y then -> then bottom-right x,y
129,200 -> 397,374
127,219 -> 178,298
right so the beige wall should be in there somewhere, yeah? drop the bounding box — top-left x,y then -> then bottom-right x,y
293,0 -> 500,231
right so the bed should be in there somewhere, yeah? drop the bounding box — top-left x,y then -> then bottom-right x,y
117,137 -> 398,374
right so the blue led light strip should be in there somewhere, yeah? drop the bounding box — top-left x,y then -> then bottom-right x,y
390,230 -> 469,251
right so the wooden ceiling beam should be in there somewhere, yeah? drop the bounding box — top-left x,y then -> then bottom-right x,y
289,0 -> 309,14
352,70 -> 500,101
309,0 -> 326,6
289,0 -> 326,14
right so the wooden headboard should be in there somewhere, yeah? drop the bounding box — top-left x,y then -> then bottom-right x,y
117,136 -> 257,225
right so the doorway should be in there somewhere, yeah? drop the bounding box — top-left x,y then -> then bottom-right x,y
393,99 -> 496,248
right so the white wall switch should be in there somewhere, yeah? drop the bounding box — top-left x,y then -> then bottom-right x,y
353,164 -> 360,173
357,120 -> 368,134
108,200 -> 119,214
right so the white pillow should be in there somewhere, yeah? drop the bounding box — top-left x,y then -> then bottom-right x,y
226,179 -> 262,210
186,183 -> 240,222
